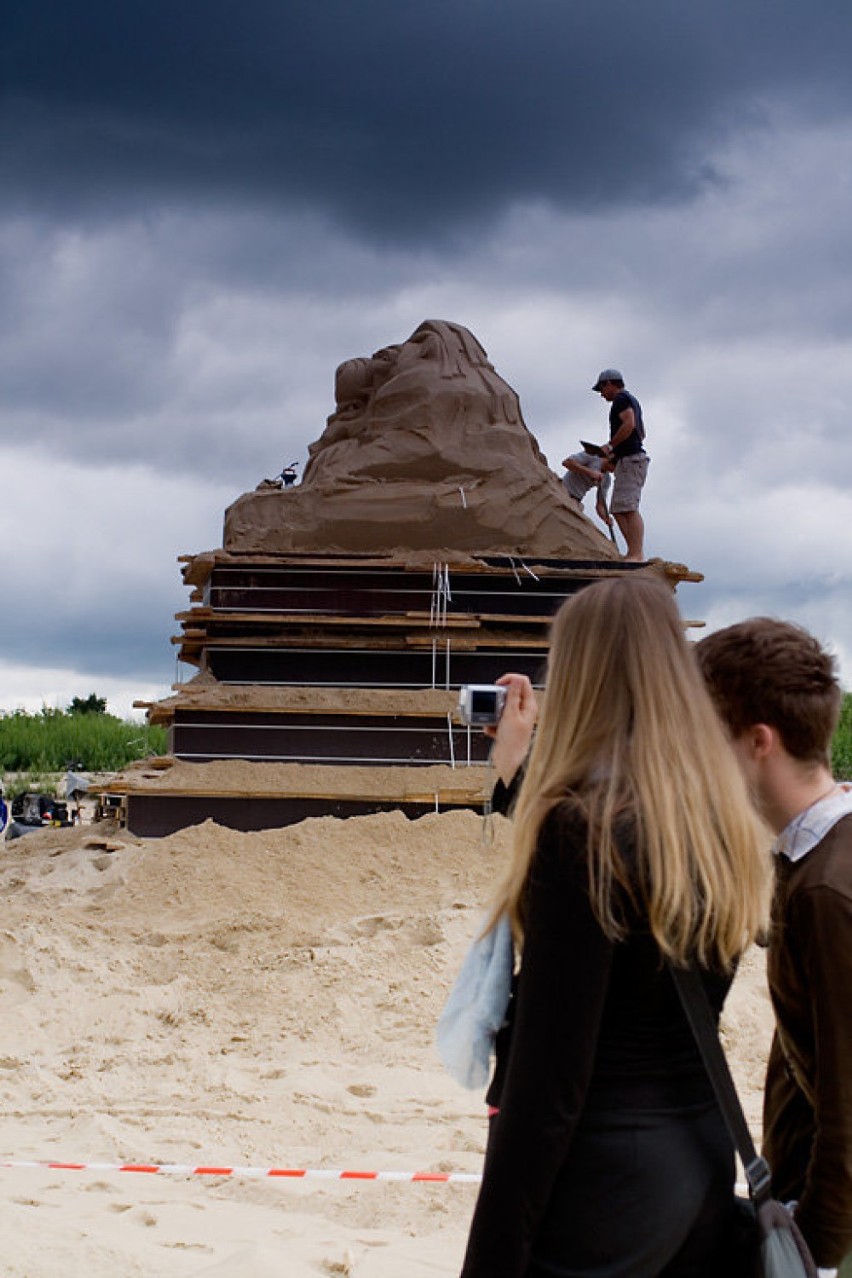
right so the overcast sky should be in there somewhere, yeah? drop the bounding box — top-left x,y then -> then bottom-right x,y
3,1 -> 852,717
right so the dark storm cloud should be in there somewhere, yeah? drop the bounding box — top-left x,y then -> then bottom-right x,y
3,0 -> 852,709
3,606 -> 175,683
4,0 -> 852,239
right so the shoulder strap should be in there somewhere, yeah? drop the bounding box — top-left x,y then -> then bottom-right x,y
667,962 -> 773,1207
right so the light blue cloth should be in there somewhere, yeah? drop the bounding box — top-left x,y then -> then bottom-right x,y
436,913 -> 514,1090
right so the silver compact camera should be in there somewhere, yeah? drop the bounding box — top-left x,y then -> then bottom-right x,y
458,684 -> 507,726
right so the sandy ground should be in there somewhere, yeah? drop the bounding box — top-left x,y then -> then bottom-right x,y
0,810 -> 774,1277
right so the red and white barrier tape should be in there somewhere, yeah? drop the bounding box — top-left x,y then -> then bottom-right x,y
0,1159 -> 482,1184
0,1160 -> 751,1198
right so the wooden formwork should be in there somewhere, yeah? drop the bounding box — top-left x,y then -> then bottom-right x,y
123,552 -> 700,833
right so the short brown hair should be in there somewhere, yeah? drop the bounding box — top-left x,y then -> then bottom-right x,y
695,617 -> 841,766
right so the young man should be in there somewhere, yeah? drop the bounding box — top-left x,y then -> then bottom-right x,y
696,618 -> 852,1276
592,368 -> 649,562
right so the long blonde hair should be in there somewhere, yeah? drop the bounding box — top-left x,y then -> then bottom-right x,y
491,573 -> 770,970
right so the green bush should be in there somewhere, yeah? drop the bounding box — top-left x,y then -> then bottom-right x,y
0,707 -> 167,775
832,692 -> 852,781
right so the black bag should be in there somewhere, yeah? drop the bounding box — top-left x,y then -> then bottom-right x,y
668,964 -> 818,1278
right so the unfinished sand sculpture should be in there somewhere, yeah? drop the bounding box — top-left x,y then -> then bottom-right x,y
224,319 -> 617,560
120,319 -> 701,836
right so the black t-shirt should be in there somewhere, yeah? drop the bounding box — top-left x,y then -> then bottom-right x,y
609,390 -> 646,459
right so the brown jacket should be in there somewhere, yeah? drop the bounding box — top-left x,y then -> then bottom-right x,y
764,813 -> 852,1267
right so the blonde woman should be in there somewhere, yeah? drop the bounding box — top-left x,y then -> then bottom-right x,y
459,574 -> 770,1278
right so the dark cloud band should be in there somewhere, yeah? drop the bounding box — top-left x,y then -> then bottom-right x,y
4,0 -> 851,238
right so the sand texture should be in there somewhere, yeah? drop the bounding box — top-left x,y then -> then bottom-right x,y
144,681 -> 462,724
223,320 -> 617,561
0,812 -> 774,1276
107,759 -> 493,805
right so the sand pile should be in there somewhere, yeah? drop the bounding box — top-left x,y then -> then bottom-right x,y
0,812 -> 773,1277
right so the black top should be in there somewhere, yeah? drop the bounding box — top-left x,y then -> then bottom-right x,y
609,389 -> 646,459
460,801 -> 731,1278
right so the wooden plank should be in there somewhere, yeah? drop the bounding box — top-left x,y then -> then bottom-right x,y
178,549 -> 701,583
175,631 -> 528,651
137,693 -> 463,719
475,613 -> 556,625
404,632 -> 549,650
175,610 -> 480,630
112,783 -> 490,802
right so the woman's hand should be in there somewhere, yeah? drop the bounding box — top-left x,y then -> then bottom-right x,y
485,673 -> 538,785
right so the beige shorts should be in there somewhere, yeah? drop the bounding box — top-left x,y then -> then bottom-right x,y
611,454 -> 649,513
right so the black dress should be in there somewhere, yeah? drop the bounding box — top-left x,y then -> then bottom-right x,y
459,802 -> 739,1278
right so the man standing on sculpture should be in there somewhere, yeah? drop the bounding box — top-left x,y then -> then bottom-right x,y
593,369 -> 649,562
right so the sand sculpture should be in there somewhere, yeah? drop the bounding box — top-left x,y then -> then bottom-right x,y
224,319 -> 617,560
120,318 -> 701,836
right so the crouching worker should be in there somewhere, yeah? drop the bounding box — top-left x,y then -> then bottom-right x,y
697,618 -> 852,1277
561,450 -> 615,534
458,574 -> 770,1278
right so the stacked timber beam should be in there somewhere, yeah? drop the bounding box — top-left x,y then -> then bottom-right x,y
114,551 -> 699,836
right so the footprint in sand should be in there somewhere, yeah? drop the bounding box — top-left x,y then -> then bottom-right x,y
0,933 -> 37,1003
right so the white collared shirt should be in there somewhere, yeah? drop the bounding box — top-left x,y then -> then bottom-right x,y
774,782 -> 851,1277
773,783 -> 852,863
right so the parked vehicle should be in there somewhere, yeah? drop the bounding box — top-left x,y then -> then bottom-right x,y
5,792 -> 72,840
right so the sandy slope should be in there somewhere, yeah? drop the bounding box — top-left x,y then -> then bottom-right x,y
0,812 -> 773,1277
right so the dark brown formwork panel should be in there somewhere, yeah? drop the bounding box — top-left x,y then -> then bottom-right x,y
124,793 -> 485,838
205,575 -> 588,619
205,646 -> 548,686
170,714 -> 492,765
232,564 -> 594,604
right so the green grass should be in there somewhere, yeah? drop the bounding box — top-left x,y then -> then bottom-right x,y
0,707 -> 167,783
832,692 -> 852,780
1,691 -> 849,785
